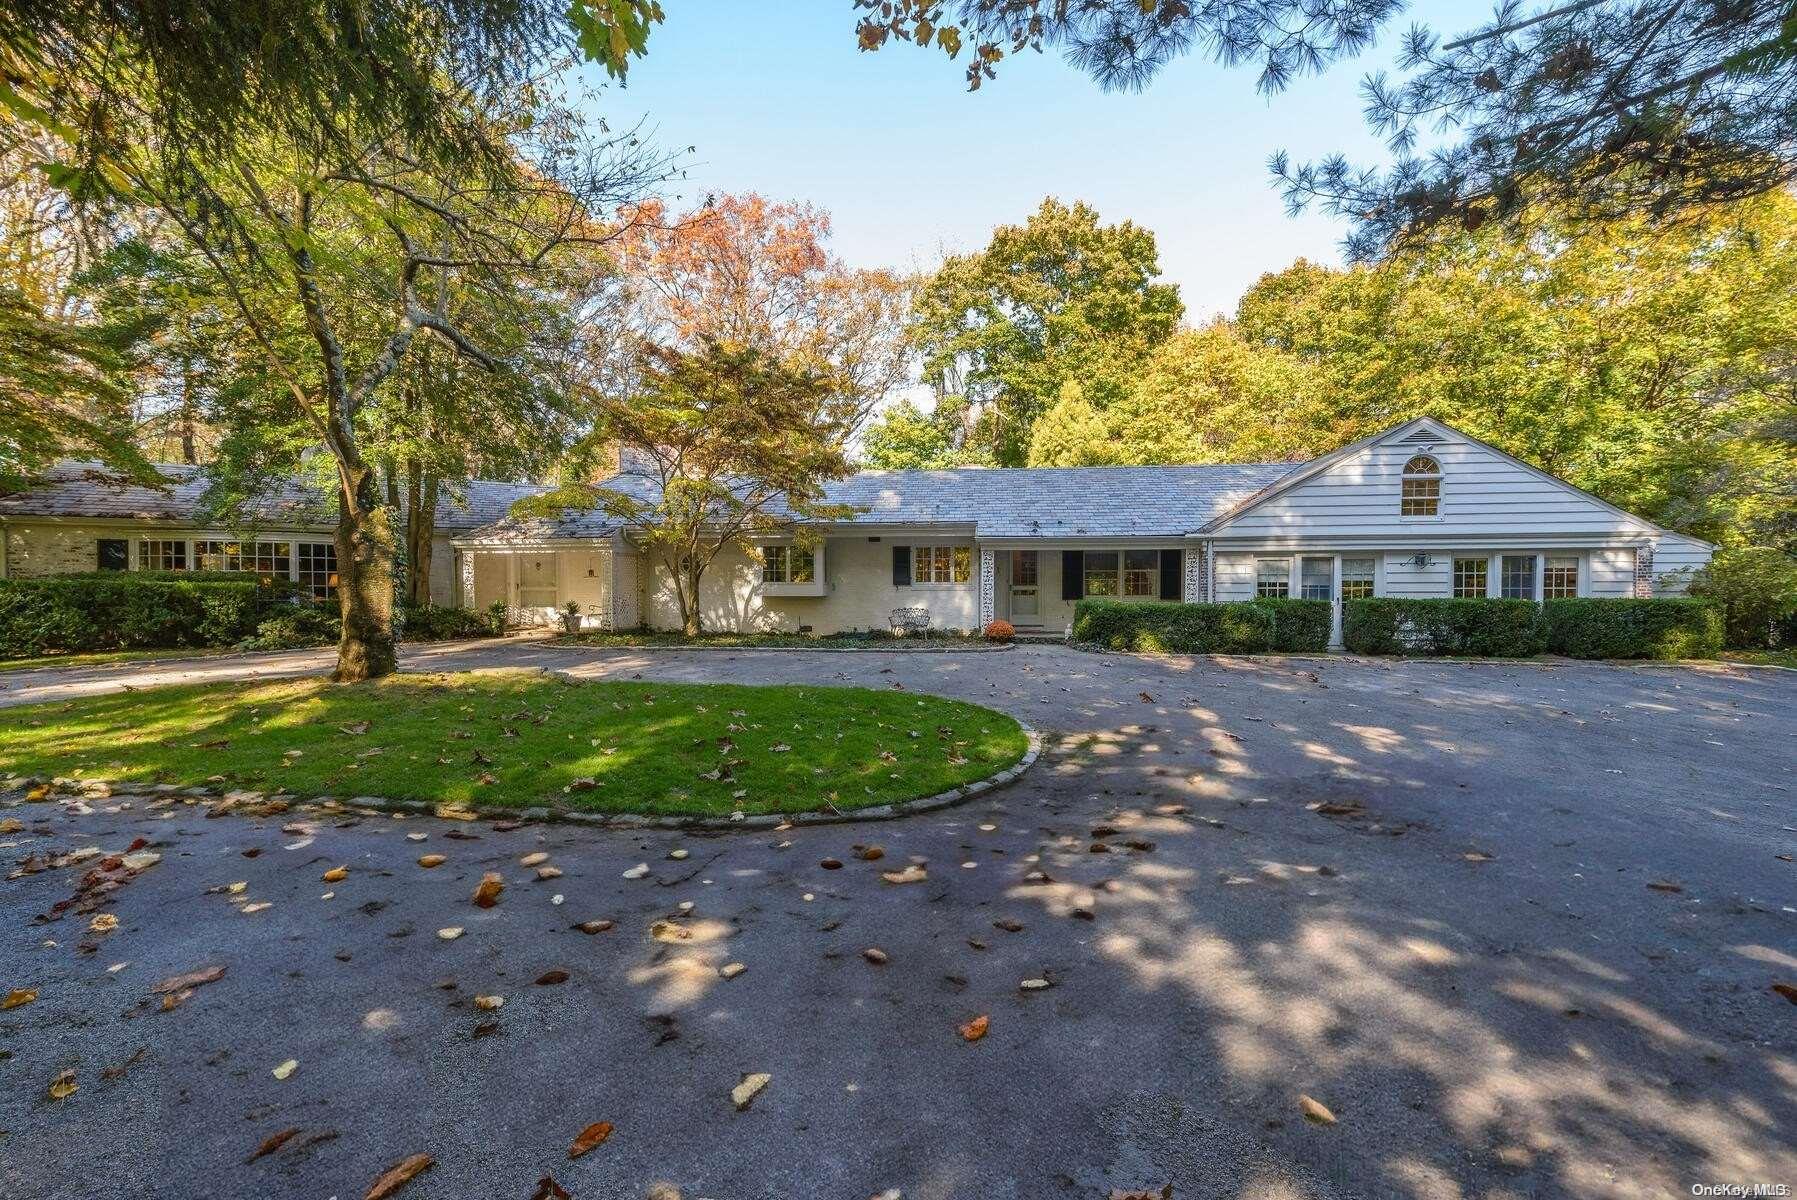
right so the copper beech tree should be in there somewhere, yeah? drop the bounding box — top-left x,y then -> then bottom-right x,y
517,339 -> 856,637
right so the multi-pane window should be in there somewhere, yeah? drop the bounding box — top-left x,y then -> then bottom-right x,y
914,545 -> 971,585
1453,557 -> 1488,598
1083,551 -> 1120,597
137,539 -> 188,571
1255,557 -> 1290,598
1010,550 -> 1038,586
296,542 -> 338,599
195,540 -> 292,578
1500,554 -> 1536,600
1401,454 -> 1441,517
1340,558 -> 1376,600
1123,549 -> 1158,597
761,545 -> 815,584
1543,555 -> 1579,599
1299,557 -> 1333,601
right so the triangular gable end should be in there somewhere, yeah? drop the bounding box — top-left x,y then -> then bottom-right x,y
1198,417 -> 1664,540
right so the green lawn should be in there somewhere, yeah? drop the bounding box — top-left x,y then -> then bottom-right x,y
0,670 -> 1028,816
1721,649 -> 1797,669
558,629 -> 988,650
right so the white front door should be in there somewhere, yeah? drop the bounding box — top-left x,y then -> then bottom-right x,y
1009,550 -> 1039,621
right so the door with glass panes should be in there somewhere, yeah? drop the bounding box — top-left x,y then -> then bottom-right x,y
1299,556 -> 1377,646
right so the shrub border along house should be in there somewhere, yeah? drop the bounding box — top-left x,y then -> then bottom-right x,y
1071,597 -> 1332,654
0,572 -> 504,659
1073,595 -> 1722,661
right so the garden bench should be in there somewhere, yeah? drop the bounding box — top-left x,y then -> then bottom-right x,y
889,606 -> 932,637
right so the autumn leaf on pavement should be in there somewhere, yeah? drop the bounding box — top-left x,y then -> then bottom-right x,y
731,1072 -> 770,1111
322,866 -> 348,883
881,864 -> 927,884
472,872 -> 503,907
151,965 -> 226,995
1110,1187 -> 1172,1200
47,1069 -> 77,1101
365,1152 -> 434,1200
1298,1094 -> 1337,1125
246,1127 -> 302,1163
568,1120 -> 613,1158
2,987 -> 37,1009
1773,982 -> 1797,1005
531,1178 -> 572,1200
959,1014 -> 989,1042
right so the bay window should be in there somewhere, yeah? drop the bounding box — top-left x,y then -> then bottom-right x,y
762,545 -> 815,584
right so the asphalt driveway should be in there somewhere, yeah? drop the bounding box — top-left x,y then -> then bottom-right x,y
1,643 -> 1793,1200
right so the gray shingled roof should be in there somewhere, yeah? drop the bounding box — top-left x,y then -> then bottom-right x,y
0,462 -> 547,532
456,461 -> 1304,542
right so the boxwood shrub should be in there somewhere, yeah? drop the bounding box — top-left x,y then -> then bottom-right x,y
1539,598 -> 1721,660
1342,598 -> 1545,657
1071,597 -> 1330,654
0,573 -> 299,657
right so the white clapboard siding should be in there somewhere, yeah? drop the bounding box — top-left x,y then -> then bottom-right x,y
1381,554 -> 1452,597
1212,427 -> 1657,541
1213,553 -> 1258,602
1588,547 -> 1638,597
1652,533 -> 1715,596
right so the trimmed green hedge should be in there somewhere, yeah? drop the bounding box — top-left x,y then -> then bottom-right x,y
1342,598 -> 1545,657
1540,598 -> 1721,660
1071,597 -> 1331,654
0,573 -> 297,656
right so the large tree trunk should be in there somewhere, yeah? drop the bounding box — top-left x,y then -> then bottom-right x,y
681,561 -> 704,636
334,464 -> 399,682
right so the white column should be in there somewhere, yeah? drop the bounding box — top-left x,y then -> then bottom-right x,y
978,547 -> 995,628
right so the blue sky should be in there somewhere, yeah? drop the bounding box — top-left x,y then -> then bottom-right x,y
579,0 -> 1492,321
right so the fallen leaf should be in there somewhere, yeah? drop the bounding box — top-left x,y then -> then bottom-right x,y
437,927 -> 464,941
820,858 -> 843,870
472,872 -> 503,907
1110,1187 -> 1173,1200
47,1069 -> 77,1101
862,947 -> 889,965
852,845 -> 885,861
536,866 -> 563,881
272,1059 -> 298,1080
959,1014 -> 989,1042
532,1176 -> 572,1200
247,1127 -> 302,1163
3,987 -> 37,1009
474,994 -> 504,1010
621,863 -> 649,880
1646,880 -> 1684,893
1772,982 -> 1797,1005
536,969 -> 570,986
731,1072 -> 770,1111
365,1152 -> 434,1200
568,1121 -> 613,1158
1019,978 -> 1051,990
151,964 -> 225,994
1299,1094 -> 1337,1125
417,855 -> 446,868
574,919 -> 614,934
881,864 -> 927,885
322,866 -> 348,883
520,852 -> 549,867
88,913 -> 118,933
719,962 -> 746,980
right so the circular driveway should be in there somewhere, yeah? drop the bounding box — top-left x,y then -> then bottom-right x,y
2,642 -> 1793,1199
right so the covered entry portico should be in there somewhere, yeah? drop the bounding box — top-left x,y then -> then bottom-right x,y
451,531 -> 641,630
979,543 -> 1193,634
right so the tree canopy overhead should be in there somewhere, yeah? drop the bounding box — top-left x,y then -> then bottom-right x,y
853,0 -> 1797,257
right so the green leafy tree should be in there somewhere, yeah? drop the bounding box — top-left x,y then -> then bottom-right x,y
909,198 -> 1182,465
1025,381 -> 1120,467
1686,547 -> 1797,649
859,396 -> 993,469
519,340 -> 856,636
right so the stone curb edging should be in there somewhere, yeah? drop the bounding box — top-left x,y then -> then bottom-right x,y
1063,641 -> 1794,673
7,726 -> 1042,835
547,639 -> 1014,654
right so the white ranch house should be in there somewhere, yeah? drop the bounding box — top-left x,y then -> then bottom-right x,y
0,419 -> 1713,645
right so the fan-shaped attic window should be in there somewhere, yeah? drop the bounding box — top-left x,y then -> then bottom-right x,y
1401,455 -> 1441,517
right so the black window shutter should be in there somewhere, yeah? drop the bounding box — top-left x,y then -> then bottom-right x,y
1159,549 -> 1183,600
892,545 -> 911,586
96,538 -> 129,571
1061,550 -> 1084,601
